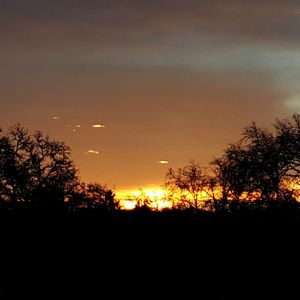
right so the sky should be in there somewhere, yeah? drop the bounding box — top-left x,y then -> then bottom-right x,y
1,0 -> 300,193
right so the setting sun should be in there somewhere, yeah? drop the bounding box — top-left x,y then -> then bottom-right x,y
116,188 -> 171,210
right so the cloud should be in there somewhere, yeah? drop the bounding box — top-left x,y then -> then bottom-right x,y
91,124 -> 106,128
85,149 -> 100,155
158,160 -> 169,164
1,0 -> 300,52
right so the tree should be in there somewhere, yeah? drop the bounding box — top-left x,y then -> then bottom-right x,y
0,124 -> 78,210
274,114 -> 300,182
165,160 -> 207,210
212,115 -> 300,203
69,183 -> 119,212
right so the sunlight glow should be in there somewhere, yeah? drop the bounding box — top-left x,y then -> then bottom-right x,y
117,188 -> 171,210
120,200 -> 137,210
115,182 -> 300,211
131,189 -> 165,199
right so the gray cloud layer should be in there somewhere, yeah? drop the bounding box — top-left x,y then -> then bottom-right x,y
1,0 -> 300,47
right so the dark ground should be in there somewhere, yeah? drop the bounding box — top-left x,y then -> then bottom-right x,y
0,210 -> 299,299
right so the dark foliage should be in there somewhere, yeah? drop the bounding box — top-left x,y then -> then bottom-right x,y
0,124 -> 77,211
211,114 -> 300,203
68,182 -> 119,212
1,119 -> 300,298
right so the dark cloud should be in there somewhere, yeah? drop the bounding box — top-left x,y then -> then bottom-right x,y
1,0 -> 300,49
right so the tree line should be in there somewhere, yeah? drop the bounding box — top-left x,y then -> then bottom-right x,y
0,124 -> 118,213
1,115 -> 300,214
164,114 -> 300,212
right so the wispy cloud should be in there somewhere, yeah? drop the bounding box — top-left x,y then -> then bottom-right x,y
85,149 -> 100,155
158,160 -> 169,164
92,124 -> 106,128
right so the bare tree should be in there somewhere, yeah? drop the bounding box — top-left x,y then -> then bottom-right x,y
274,114 -> 300,184
0,124 -> 78,209
165,160 -> 207,210
212,115 -> 300,204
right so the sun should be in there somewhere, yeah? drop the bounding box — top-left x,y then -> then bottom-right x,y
116,188 -> 171,210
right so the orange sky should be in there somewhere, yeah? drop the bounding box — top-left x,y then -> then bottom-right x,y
1,0 -> 299,192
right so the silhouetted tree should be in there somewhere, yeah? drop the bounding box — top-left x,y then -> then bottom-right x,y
274,114 -> 300,181
165,160 -> 207,210
69,183 -> 119,212
212,114 -> 300,204
132,190 -> 153,211
0,124 -> 77,210
212,141 -> 260,202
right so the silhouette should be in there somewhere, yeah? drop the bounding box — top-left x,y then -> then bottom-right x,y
1,118 -> 300,298
0,124 -> 77,212
69,182 -> 119,212
211,114 -> 300,206
165,160 -> 208,210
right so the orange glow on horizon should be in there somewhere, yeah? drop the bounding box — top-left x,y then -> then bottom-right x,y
116,188 -> 171,210
116,187 -> 211,210
116,183 -> 300,210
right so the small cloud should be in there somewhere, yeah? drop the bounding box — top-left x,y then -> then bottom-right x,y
75,125 -> 81,128
92,124 -> 106,128
158,160 -> 169,164
72,129 -> 76,132
66,125 -> 72,128
85,149 -> 100,155
52,116 -> 59,120
284,95 -> 300,110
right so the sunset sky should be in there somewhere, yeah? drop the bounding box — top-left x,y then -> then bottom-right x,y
1,0 -> 300,193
